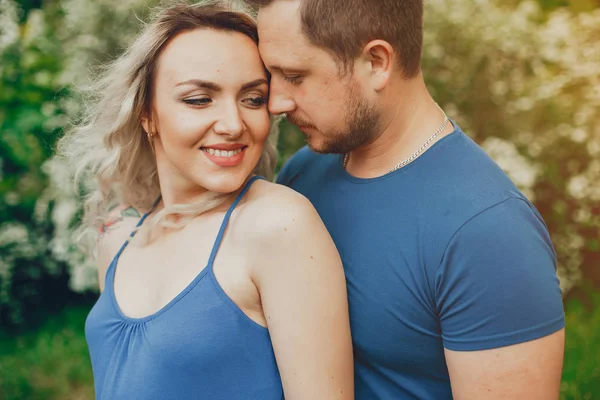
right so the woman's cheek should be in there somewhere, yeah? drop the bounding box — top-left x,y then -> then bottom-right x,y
250,113 -> 271,144
170,115 -> 211,147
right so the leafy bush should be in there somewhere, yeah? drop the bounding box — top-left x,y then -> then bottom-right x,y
0,0 -> 160,326
1,0 -> 599,324
0,303 -> 94,399
561,288 -> 600,399
0,0 -> 73,327
421,0 -> 600,293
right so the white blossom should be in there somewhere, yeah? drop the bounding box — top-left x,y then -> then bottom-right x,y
0,0 -> 19,52
0,223 -> 29,247
28,0 -> 600,294
482,137 -> 540,200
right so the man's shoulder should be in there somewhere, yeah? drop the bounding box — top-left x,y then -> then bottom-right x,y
277,146 -> 335,186
410,129 -> 546,248
425,130 -> 530,210
286,145 -> 319,164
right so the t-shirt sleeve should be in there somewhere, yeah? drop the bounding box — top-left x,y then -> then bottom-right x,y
435,197 -> 565,351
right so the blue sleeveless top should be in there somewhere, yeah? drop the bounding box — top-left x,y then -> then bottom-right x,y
85,177 -> 284,400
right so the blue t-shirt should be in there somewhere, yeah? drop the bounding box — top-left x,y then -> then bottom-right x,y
277,125 -> 564,399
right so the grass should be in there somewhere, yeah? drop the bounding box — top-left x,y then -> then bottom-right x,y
560,291 -> 600,400
0,295 -> 598,400
0,304 -> 94,400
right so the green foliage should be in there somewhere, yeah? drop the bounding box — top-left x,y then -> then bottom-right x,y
421,0 -> 600,294
0,303 -> 94,400
506,0 -> 600,12
0,0 -> 159,326
0,2 -> 68,221
0,0 -> 74,327
561,290 -> 600,399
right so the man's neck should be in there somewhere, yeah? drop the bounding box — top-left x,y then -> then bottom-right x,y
344,78 -> 454,179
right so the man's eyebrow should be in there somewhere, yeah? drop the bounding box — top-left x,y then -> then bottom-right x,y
175,79 -> 221,91
266,65 -> 307,75
241,78 -> 268,91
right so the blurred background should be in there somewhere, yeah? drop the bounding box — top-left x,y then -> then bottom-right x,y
0,0 -> 598,398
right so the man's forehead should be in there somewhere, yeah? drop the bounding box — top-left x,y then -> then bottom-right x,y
258,35 -> 317,72
256,6 -> 318,69
256,3 -> 304,42
256,0 -> 302,28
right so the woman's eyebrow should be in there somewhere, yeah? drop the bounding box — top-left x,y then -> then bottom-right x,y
241,78 -> 268,91
175,79 -> 221,91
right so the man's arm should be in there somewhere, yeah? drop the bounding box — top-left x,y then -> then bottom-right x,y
445,329 -> 564,399
436,197 -> 565,399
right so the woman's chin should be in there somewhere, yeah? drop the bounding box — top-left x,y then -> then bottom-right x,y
199,172 -> 252,195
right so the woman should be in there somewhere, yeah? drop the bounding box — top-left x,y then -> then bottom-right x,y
57,2 -> 353,399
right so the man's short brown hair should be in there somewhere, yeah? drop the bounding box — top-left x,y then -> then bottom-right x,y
246,0 -> 423,78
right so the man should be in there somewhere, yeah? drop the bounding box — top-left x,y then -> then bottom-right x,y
247,0 -> 565,398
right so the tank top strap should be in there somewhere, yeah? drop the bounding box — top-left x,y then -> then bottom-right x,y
113,196 -> 162,260
207,175 -> 265,266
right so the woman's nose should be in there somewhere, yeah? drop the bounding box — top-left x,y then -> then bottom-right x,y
213,103 -> 245,138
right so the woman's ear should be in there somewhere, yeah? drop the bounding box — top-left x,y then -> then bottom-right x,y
141,116 -> 151,134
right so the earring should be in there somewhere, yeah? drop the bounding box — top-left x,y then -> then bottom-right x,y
147,131 -> 156,155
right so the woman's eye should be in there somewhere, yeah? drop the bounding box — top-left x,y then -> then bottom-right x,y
243,96 -> 267,108
183,97 -> 211,106
283,75 -> 302,84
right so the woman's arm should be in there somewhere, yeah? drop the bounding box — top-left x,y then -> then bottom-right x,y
249,188 -> 354,400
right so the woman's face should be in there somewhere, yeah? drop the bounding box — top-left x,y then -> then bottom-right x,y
146,28 -> 270,198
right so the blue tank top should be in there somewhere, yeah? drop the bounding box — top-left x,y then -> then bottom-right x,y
85,176 -> 284,400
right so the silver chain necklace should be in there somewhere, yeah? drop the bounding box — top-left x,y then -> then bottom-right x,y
343,103 -> 449,174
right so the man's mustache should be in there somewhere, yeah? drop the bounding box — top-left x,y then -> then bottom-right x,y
286,113 -> 315,130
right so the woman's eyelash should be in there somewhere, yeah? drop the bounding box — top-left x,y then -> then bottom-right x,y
245,97 -> 267,107
184,97 -> 267,108
183,97 -> 211,105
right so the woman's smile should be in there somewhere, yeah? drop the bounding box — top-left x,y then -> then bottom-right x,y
201,143 -> 248,167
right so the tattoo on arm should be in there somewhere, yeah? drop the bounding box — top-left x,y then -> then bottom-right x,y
99,206 -> 141,237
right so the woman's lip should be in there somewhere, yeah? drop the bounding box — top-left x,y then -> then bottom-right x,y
202,147 -> 246,167
201,143 -> 247,151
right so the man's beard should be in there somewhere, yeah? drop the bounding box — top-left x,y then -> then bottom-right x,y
320,94 -> 381,154
288,89 -> 381,155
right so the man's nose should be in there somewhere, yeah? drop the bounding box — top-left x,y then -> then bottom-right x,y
268,79 -> 296,115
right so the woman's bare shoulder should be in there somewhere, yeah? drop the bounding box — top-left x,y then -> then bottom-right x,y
239,179 -> 343,289
239,179 -> 328,243
245,179 -> 317,220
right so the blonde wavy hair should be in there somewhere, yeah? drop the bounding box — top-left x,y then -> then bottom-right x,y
57,0 -> 278,252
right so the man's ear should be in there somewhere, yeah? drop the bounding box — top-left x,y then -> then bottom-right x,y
360,39 -> 394,91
